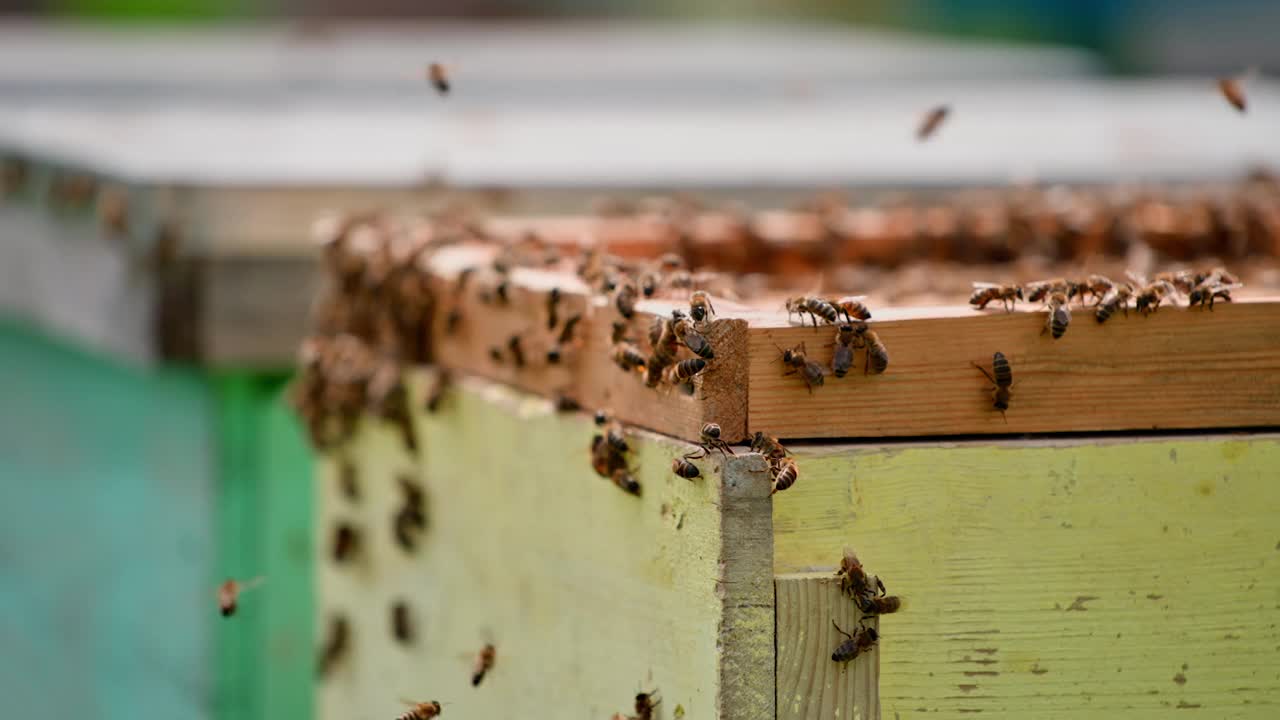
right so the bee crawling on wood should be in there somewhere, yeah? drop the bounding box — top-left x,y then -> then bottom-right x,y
969,282 -> 1024,312
594,411 -> 630,453
972,352 -> 1013,421
851,322 -> 889,375
614,281 -> 639,319
777,342 -> 826,392
612,342 -> 648,373
1131,275 -> 1181,316
831,619 -> 879,664
1042,291 -> 1072,339
506,335 -> 526,367
1081,274 -> 1115,305
471,643 -> 496,686
831,324 -> 857,378
1188,279 -> 1242,310
857,593 -> 903,616
1025,278 -> 1083,305
611,468 -> 642,495
635,689 -> 661,720
661,357 -> 707,387
695,422 -> 736,458
650,313 -> 682,366
397,700 -> 443,719
671,454 -> 701,480
750,432 -> 791,465
786,296 -> 839,326
1095,282 -> 1135,324
831,295 -> 872,322
217,576 -> 265,618
427,62 -> 451,95
1153,269 -> 1198,295
689,290 -> 716,323
835,548 -> 883,601
672,314 -> 714,359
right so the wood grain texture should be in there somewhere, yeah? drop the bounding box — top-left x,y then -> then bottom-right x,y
772,434 -> 1280,719
426,245 -> 751,442
747,298 -> 1280,439
315,370 -> 774,720
776,574 -> 879,720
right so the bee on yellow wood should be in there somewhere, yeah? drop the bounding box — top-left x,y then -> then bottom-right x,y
332,523 -> 360,563
1025,278 -> 1084,305
750,432 -> 790,465
635,689 -> 661,720
835,548 -> 882,600
216,576 -> 264,618
916,104 -> 950,141
969,282 -> 1023,312
397,700 -> 443,720
778,342 -> 825,392
697,422 -> 736,457
427,63 -> 450,95
317,615 -> 350,677
611,468 -> 642,496
831,620 -> 879,663
857,591 -> 902,616
594,410 -> 630,454
391,600 -> 415,643
770,457 -> 798,494
671,455 -> 701,480
972,352 -> 1012,421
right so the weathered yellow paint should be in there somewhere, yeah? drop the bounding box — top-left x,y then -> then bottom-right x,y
773,435 -> 1280,719
316,371 -> 774,720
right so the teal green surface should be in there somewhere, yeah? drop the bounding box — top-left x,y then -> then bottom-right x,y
0,321 -> 313,720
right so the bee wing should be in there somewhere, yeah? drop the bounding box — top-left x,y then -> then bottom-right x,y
1215,283 -> 1246,292
971,281 -> 1001,289
838,295 -> 868,302
1124,270 -> 1148,286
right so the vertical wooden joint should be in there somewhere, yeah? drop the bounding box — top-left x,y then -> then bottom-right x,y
717,454 -> 775,720
775,574 -> 879,720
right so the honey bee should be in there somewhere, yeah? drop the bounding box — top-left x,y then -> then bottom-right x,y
1082,274 -> 1115,305
1195,267 -> 1240,286
778,342 -> 826,392
611,468 -> 642,496
488,346 -> 504,364
835,548 -> 883,600
332,523 -> 360,562
786,296 -> 839,326
471,643 -> 496,686
391,600 -> 415,643
612,321 -> 630,345
831,620 -> 879,663
397,700 -> 443,720
662,357 -> 707,385
832,295 -> 872,322
635,689 -> 661,720
831,324 -> 857,378
857,594 -> 902,616
424,371 -> 449,413
1043,291 -> 1071,339
1094,283 -> 1135,324
1218,75 -> 1247,113
595,410 -> 630,453
444,307 -> 463,335
554,394 -> 581,412
612,342 -> 648,373
644,360 -> 667,389
750,432 -> 790,464
1189,280 -> 1243,309
1026,278 -> 1083,304
217,576 -> 264,618
671,455 -> 701,480
558,314 -> 583,345
614,281 -> 639,319
427,62 -> 450,95
641,271 -> 660,298
394,477 -> 427,551
969,282 -> 1024,312
697,422 -> 736,457
852,322 -> 889,375
507,335 -> 525,367
771,457 -> 798,494
650,315 -> 682,366
972,352 -> 1012,420
318,615 -> 350,676
916,104 -> 950,141
1133,279 -> 1179,316
1153,269 -> 1198,295
546,287 -> 561,330
690,290 -> 716,323
673,315 -> 714,359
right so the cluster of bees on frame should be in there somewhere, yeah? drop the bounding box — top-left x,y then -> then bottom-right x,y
781,295 -> 888,389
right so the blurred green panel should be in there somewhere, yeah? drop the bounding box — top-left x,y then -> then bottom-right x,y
52,0 -> 253,20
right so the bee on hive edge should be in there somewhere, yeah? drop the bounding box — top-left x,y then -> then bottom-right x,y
858,593 -> 903,616
778,342 -> 826,392
1133,279 -> 1180,316
635,689 -> 661,720
217,576 -> 264,618
786,296 -> 839,326
852,322 -> 889,375
831,324 -> 857,378
397,700 -> 443,720
317,615 -> 350,676
391,600 -> 415,643
427,63 -> 450,95
611,468 -> 642,496
594,410 -> 630,453
332,523 -> 360,563
697,422 -> 736,457
771,457 -> 798,494
471,643 -> 496,686
1082,274 -> 1115,305
969,282 -> 1023,312
835,547 -> 883,600
1042,291 -> 1071,339
1189,280 -> 1242,310
1026,278 -> 1083,305
750,432 -> 790,464
831,620 -> 879,663
662,357 -> 707,385
672,315 -> 714,359
1094,283 -> 1135,324
832,295 -> 872,322
916,104 -> 950,141
972,352 -> 1012,421
690,290 -> 716,323
671,455 -> 701,480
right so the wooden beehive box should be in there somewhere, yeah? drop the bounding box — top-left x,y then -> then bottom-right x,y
305,198 -> 1280,720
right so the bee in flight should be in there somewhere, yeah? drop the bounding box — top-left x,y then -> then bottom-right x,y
217,576 -> 265,618
427,63 -> 450,95
396,700 -> 443,720
916,104 -> 950,141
